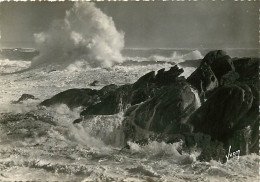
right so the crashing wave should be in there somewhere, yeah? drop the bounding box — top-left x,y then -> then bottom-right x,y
32,2 -> 124,69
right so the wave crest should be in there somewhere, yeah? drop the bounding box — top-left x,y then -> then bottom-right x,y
32,2 -> 124,69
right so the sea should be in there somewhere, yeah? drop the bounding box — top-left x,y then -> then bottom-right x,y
0,48 -> 258,182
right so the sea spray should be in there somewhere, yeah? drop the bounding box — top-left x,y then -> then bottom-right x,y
79,113 -> 125,147
190,87 -> 201,109
32,2 -> 124,69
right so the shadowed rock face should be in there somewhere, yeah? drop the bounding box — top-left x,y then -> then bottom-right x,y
187,50 -> 235,101
188,84 -> 253,141
186,51 -> 259,158
40,50 -> 259,162
123,79 -> 196,142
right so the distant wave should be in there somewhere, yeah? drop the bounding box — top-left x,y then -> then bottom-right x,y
124,50 -> 203,64
0,59 -> 31,74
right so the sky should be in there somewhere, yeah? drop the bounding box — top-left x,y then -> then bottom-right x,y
0,1 -> 259,49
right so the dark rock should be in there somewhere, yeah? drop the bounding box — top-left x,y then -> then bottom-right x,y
187,83 -> 258,155
81,84 -> 132,116
40,84 -> 119,109
13,94 -> 38,103
98,84 -> 119,99
186,55 -> 259,161
123,80 -> 197,142
187,50 -> 235,100
233,58 -> 259,82
209,55 -> 235,81
183,133 -> 225,161
220,71 -> 240,85
187,64 -> 218,95
202,50 -> 227,65
132,71 -> 155,90
81,65 -> 185,116
73,118 -> 83,124
39,51 -> 259,162
40,88 -> 99,109
130,71 -> 156,105
89,80 -> 99,86
188,84 -> 253,140
202,50 -> 235,81
155,66 -> 184,84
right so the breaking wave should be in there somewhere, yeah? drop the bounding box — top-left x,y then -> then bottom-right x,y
32,2 -> 124,69
125,50 -> 203,63
0,59 -> 31,74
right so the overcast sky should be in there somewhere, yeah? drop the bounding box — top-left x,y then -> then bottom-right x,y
0,1 -> 259,49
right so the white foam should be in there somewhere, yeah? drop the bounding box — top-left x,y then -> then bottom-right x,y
32,2 -> 124,68
0,59 -> 31,74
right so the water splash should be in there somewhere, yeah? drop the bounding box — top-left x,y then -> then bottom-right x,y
191,88 -> 201,109
32,2 -> 124,69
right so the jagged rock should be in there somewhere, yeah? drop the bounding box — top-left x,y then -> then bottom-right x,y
187,83 -> 257,155
187,64 -> 218,95
130,71 -> 156,105
123,80 -> 197,142
81,84 -> 132,115
81,65 -> 185,116
202,50 -> 227,65
155,66 -> 184,84
13,94 -> 38,103
39,51 -> 259,162
202,50 -> 235,81
186,55 -> 259,161
187,50 -> 235,99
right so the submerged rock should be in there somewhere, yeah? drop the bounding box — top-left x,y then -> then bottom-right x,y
89,80 -> 99,86
13,94 -> 38,103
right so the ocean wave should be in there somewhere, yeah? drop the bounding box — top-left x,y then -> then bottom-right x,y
32,2 -> 124,69
124,50 -> 203,64
0,59 -> 31,74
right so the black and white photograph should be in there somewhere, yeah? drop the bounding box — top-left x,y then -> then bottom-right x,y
0,1 -> 259,181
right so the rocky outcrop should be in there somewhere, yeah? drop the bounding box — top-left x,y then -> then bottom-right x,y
40,88 -> 99,109
40,84 -> 119,109
40,50 -> 259,162
81,65 -> 186,117
188,84 -> 253,137
187,50 -> 235,101
80,84 -> 132,115
123,78 -> 196,142
186,51 -> 259,159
